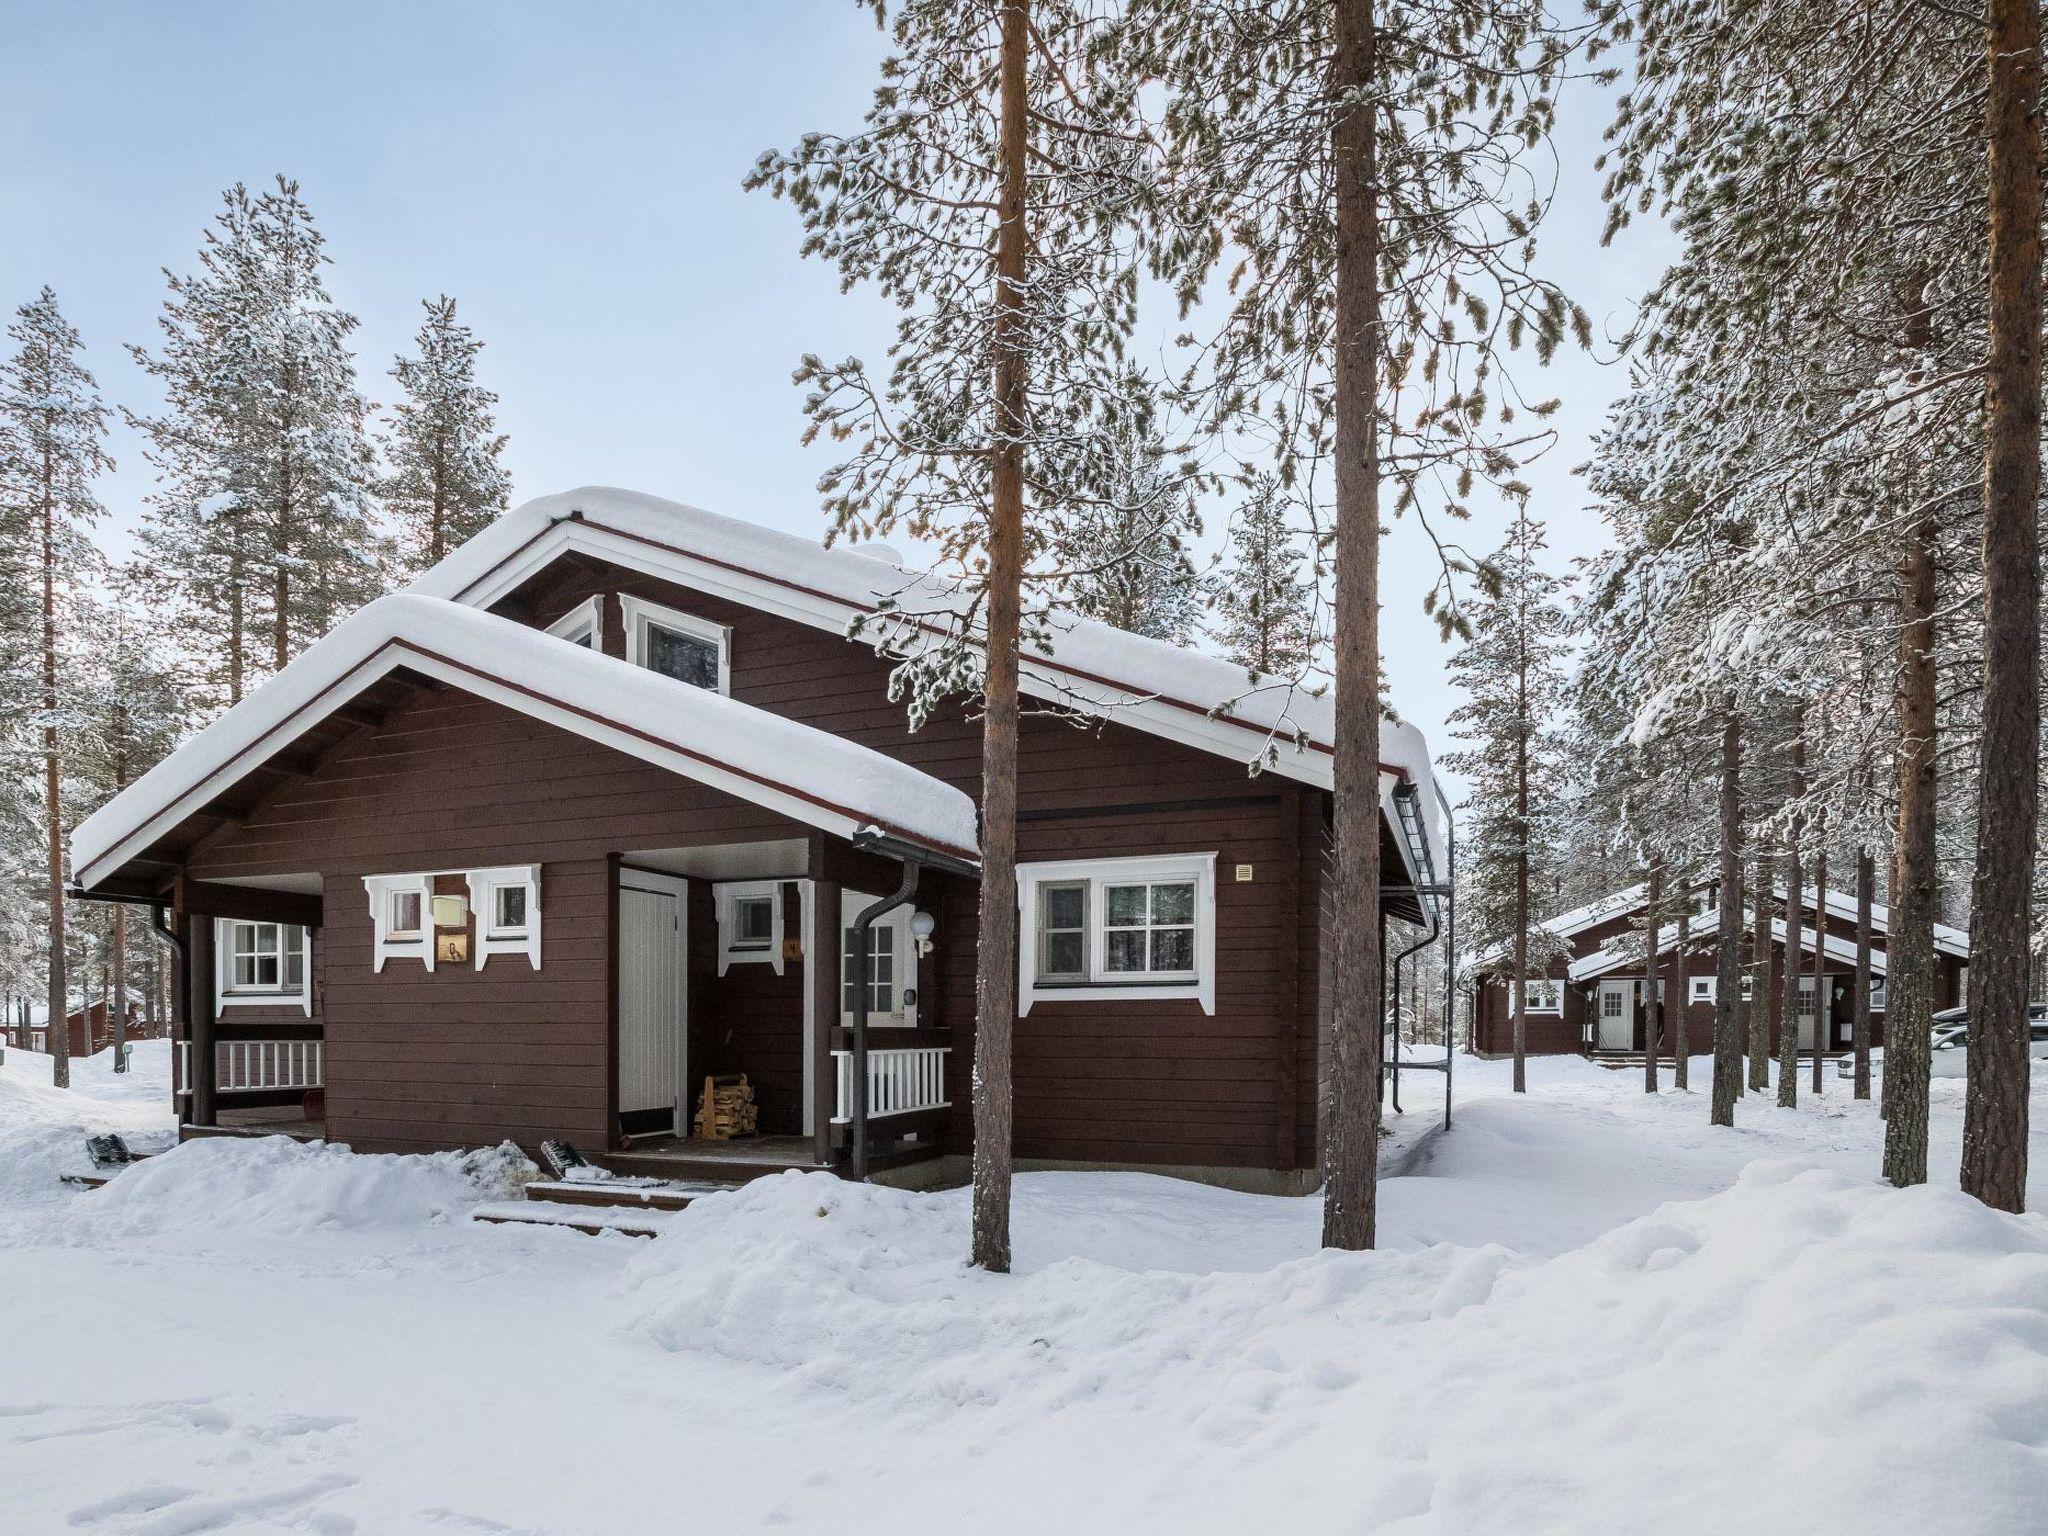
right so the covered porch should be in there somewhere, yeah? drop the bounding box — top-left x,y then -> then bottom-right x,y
605,827 -> 973,1182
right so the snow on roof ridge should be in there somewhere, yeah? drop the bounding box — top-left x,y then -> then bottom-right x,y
73,593 -> 980,887
406,487 -> 1443,868
1567,905 -> 1891,983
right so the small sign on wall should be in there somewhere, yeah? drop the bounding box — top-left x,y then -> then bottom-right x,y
781,936 -> 805,964
436,932 -> 471,965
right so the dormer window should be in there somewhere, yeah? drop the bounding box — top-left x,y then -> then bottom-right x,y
545,595 -> 601,649
622,595 -> 730,695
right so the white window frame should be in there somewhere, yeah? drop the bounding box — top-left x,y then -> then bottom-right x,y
840,891 -> 916,1028
213,918 -> 313,1017
1869,978 -> 1888,1013
715,880 -> 785,975
545,594 -> 602,649
1016,852 -> 1217,1016
621,594 -> 731,696
1511,978 -> 1563,1015
1690,975 -> 1717,1005
464,863 -> 542,971
1797,978 -> 1817,1021
364,872 -> 437,972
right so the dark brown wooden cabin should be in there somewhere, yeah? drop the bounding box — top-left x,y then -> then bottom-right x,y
1470,883 -> 1968,1060
70,489 -> 1443,1193
4,999 -> 154,1060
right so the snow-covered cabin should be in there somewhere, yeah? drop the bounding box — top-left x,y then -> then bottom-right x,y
3,997 -> 155,1059
1468,881 -> 1968,1058
70,489 -> 1443,1191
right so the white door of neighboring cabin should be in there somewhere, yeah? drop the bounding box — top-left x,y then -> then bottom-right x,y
618,871 -> 688,1127
1796,977 -> 1819,1051
1597,980 -> 1634,1051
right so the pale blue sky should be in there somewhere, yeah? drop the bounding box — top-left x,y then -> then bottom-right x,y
1,0 -> 1672,789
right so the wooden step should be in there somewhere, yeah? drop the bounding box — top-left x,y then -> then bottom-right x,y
472,1200 -> 679,1238
522,1178 -> 731,1212
593,1150 -> 825,1182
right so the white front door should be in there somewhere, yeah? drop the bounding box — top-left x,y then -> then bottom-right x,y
840,892 -> 918,1029
1597,980 -> 1634,1051
1797,978 -> 1819,1050
618,872 -> 688,1125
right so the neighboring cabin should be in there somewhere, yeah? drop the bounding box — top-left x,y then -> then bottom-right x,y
3,999 -> 155,1059
70,488 -> 1444,1193
1469,883 -> 1969,1059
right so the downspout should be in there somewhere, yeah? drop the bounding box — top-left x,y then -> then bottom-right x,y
848,855 -> 922,1182
1438,781 -> 1456,1130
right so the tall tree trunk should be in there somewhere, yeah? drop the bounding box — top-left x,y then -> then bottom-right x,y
1810,824 -> 1827,1095
1777,713 -> 1805,1107
1713,705 -> 1743,1123
1511,651 -> 1530,1095
1884,488 -> 1939,1186
1750,846 -> 1773,1091
1644,853 -> 1662,1092
1322,0 -> 1386,1251
40,441 -> 69,1092
1962,0 -> 2042,1213
228,543 -> 245,706
970,0 -> 1030,1274
1853,845 -> 1875,1100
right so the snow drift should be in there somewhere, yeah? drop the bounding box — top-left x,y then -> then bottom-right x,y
76,1135 -> 535,1238
622,1164 -> 2048,1533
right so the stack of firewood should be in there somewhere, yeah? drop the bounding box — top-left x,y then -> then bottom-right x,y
694,1074 -> 759,1141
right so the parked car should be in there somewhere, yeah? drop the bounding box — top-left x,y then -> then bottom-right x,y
1842,1003 -> 2048,1079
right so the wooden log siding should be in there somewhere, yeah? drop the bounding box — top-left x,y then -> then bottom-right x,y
179,550 -> 1378,1168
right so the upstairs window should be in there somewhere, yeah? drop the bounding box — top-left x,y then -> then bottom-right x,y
545,595 -> 601,649
1016,853 -> 1217,1016
215,919 -> 313,1016
623,594 -> 730,695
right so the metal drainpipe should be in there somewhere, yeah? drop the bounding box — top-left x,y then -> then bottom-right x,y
1437,782 -> 1456,1130
849,856 -> 922,1182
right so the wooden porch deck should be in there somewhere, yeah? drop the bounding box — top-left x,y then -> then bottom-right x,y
595,1134 -> 830,1182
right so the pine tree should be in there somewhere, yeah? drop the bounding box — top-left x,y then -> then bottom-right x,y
75,594 -> 184,1071
1446,508 -> 1570,1096
751,0 -> 1150,1270
1125,0 -> 1588,1250
1061,388 -> 1204,642
385,295 -> 511,573
0,288 -> 111,1091
1213,479 -> 1314,680
130,177 -> 382,710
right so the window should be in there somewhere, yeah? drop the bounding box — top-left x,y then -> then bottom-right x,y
1797,979 -> 1817,1019
1740,974 -> 1755,1001
364,872 -> 436,972
1869,979 -> 1888,1013
465,864 -> 543,970
545,595 -> 601,649
1015,853 -> 1218,1015
1510,978 -> 1563,1014
1601,988 -> 1626,1019
838,893 -> 919,1026
843,923 -> 898,1016
215,919 -> 313,1016
1690,976 -> 1717,1005
1038,883 -> 1088,981
716,881 -> 785,974
622,595 -> 731,695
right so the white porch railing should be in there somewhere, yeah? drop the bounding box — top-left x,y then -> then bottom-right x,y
832,1046 -> 949,1124
176,1039 -> 324,1097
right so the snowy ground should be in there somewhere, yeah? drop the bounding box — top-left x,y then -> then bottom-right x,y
3,1045 -> 2045,1535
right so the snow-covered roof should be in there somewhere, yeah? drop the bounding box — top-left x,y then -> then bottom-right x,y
407,488 -> 1444,880
72,593 -> 981,890
1787,884 -> 1969,961
1568,907 -> 1889,983
1466,883 -> 1650,970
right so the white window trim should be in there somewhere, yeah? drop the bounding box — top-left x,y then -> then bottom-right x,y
621,593 -> 732,696
840,890 -> 917,1028
364,872 -> 437,973
1016,852 -> 1217,1016
213,918 -> 314,1017
465,863 -> 542,971
545,594 -> 602,648
1510,978 -> 1563,1015
715,880 -> 785,975
1690,975 -> 1717,1004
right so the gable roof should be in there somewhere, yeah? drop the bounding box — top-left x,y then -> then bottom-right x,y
406,487 -> 1445,880
72,594 -> 981,892
1568,906 -> 1891,983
